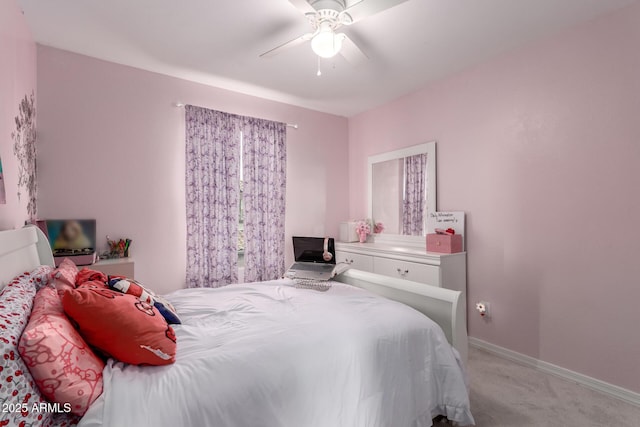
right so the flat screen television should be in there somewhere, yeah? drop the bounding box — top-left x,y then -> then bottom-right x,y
37,219 -> 97,266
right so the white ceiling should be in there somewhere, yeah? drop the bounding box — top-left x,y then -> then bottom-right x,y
18,0 -> 637,117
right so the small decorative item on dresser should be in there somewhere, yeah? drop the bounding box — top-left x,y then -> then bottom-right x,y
373,222 -> 384,234
427,228 -> 463,253
106,236 -> 132,258
355,220 -> 371,243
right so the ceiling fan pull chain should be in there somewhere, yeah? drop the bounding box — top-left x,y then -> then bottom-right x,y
317,56 -> 322,77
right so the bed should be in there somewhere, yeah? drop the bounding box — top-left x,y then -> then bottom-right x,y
0,226 -> 475,427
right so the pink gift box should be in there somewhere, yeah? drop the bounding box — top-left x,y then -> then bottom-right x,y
426,234 -> 463,254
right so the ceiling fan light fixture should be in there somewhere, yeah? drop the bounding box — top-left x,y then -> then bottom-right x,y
311,26 -> 343,58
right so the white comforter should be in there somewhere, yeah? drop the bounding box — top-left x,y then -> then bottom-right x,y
80,279 -> 474,427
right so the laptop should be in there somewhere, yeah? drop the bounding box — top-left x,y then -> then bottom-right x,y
285,236 -> 336,281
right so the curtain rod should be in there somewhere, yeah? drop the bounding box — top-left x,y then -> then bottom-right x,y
174,103 -> 298,129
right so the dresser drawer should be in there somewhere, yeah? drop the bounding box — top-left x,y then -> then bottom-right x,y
335,251 -> 373,272
373,257 -> 441,286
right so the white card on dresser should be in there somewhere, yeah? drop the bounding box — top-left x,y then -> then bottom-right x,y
427,211 -> 465,234
427,211 -> 465,250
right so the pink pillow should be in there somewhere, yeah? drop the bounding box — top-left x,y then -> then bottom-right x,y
18,287 -> 104,416
52,278 -> 74,296
52,258 -> 79,296
63,284 -> 176,366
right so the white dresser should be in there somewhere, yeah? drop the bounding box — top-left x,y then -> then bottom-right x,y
90,258 -> 135,279
335,242 -> 466,295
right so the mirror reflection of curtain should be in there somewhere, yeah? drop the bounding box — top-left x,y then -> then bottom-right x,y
402,153 -> 427,236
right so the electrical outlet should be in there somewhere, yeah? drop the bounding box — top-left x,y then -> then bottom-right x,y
475,301 -> 490,318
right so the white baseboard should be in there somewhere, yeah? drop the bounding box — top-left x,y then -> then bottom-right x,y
469,337 -> 640,407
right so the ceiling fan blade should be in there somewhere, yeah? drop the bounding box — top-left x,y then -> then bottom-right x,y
288,0 -> 316,14
339,34 -> 368,66
260,33 -> 313,58
341,0 -> 409,24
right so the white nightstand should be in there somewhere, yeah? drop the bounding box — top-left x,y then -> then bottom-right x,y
89,258 -> 135,279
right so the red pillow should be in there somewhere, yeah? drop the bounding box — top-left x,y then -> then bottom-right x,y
76,268 -> 108,286
62,284 -> 176,366
18,287 -> 104,416
78,280 -> 109,290
108,276 -> 154,304
107,276 -> 181,324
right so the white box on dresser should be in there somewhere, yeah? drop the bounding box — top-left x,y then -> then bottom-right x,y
335,242 -> 466,295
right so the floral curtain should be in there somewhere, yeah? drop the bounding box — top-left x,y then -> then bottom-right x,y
402,153 -> 428,236
185,106 -> 240,288
242,117 -> 287,282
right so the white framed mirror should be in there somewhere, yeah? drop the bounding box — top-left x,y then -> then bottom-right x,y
368,142 -> 436,240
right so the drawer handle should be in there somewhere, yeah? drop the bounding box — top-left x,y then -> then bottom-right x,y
347,259 -> 354,265
396,268 -> 409,277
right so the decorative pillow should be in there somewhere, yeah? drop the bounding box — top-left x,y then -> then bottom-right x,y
18,287 -> 104,416
153,297 -> 181,325
75,268 -> 108,287
77,280 -> 108,290
52,277 -> 75,297
62,285 -> 176,366
51,259 -> 78,296
52,258 -> 78,287
108,276 -> 181,325
31,265 -> 54,291
1,270 -> 55,426
107,277 -> 154,304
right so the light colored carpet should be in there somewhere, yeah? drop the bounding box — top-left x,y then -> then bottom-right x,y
461,346 -> 640,427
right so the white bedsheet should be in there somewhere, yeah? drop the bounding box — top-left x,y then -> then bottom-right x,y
79,279 -> 474,427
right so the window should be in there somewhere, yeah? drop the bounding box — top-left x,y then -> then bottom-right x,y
185,105 -> 286,286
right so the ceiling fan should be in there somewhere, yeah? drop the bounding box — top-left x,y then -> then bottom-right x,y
260,0 -> 409,65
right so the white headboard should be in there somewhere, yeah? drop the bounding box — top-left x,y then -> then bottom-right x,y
0,226 -> 54,291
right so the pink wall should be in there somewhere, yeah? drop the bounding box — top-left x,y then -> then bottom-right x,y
0,0 -> 37,229
349,4 -> 640,392
36,46 -> 349,294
